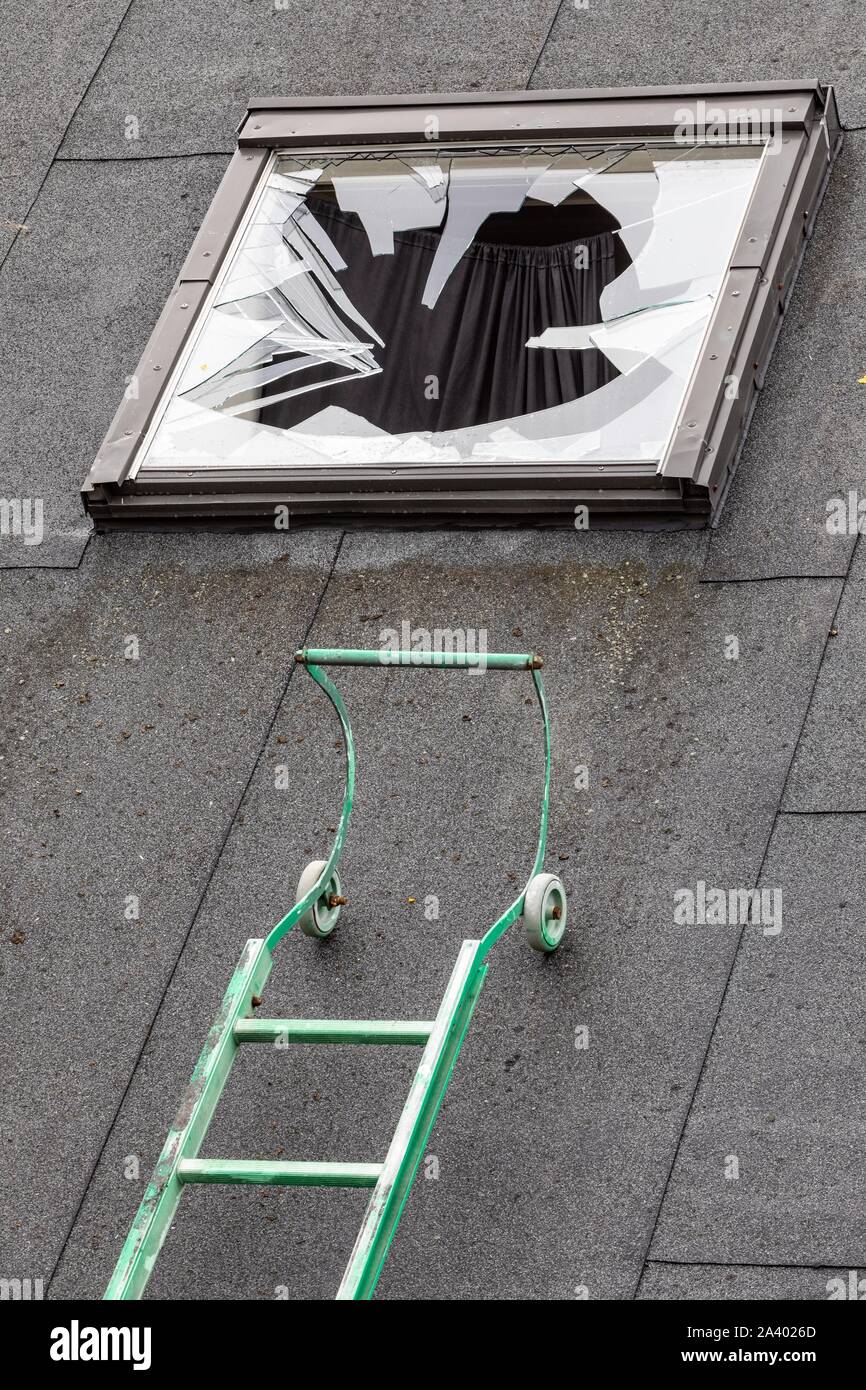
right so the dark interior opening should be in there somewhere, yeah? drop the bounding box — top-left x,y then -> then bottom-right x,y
251,191 -> 629,437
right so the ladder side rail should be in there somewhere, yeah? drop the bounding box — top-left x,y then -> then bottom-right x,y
336,940 -> 487,1301
104,937 -> 273,1300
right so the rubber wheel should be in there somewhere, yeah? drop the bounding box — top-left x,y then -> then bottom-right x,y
296,859 -> 343,939
523,872 -> 567,953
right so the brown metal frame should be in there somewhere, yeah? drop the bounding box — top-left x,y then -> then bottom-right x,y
81,82 -> 842,529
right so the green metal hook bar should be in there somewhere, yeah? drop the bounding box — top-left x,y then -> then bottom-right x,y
296,647 -> 541,669
266,651 -> 551,960
264,662 -> 356,954
477,666 -> 550,959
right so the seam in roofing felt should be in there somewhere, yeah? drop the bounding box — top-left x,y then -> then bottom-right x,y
699,573 -> 851,584
0,532 -> 93,574
633,533 -> 860,1299
44,528 -> 347,1296
0,0 -> 137,279
526,0 -> 568,89
647,1258 -> 860,1272
55,151 -> 233,164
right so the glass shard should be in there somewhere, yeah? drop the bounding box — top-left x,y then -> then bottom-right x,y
331,159 -> 447,256
421,154 -> 551,308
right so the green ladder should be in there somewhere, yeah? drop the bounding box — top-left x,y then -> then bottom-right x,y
105,647 -> 568,1301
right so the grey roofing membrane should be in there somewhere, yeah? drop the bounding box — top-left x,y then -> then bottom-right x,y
0,155 -> 230,566
784,538 -> 866,809
638,1263 -> 854,1300
0,1 -> 130,261
2,0 -> 865,1303
56,0 -> 562,159
648,812 -> 866,1269
532,0 -> 866,125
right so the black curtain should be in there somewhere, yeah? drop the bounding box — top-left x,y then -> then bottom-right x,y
259,196 -> 620,437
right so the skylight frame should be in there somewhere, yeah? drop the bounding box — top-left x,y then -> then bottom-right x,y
82,82 -> 842,529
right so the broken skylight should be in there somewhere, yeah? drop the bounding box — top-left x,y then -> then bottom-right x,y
82,85 -> 842,526
133,141 -> 764,476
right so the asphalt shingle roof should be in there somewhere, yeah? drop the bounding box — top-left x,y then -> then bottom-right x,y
1,0 -> 864,1301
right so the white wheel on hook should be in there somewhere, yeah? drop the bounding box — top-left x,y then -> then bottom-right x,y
295,859 -> 344,939
523,872 -> 567,953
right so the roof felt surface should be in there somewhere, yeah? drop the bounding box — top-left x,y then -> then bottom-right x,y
1,0 -> 865,1302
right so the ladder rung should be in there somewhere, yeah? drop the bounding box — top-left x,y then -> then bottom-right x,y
177,1158 -> 383,1188
234,1018 -> 434,1046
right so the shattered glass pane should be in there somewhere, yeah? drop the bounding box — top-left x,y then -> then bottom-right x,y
136,141 -> 764,475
